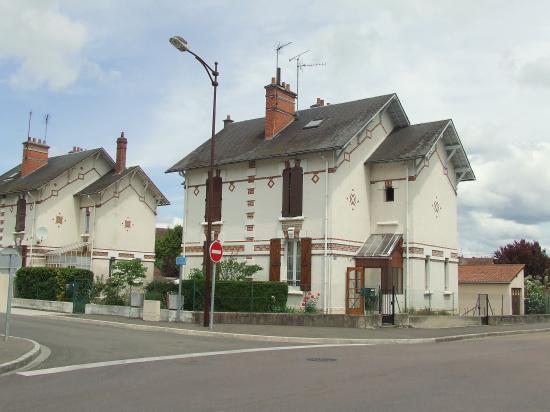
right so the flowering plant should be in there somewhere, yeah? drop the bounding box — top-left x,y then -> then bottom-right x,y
301,291 -> 321,314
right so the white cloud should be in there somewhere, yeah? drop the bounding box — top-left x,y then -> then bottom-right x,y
0,0 -> 88,90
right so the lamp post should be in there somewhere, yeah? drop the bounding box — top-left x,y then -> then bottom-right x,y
169,36 -> 218,328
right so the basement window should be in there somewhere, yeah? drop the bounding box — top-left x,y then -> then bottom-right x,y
303,119 -> 324,129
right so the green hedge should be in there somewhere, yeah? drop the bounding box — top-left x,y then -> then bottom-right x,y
145,279 -> 288,312
15,267 -> 94,302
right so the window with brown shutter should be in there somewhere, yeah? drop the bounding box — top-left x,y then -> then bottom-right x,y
300,237 -> 312,291
289,165 -> 303,217
15,197 -> 26,233
281,167 -> 291,217
269,238 -> 281,281
281,162 -> 303,217
205,175 -> 223,222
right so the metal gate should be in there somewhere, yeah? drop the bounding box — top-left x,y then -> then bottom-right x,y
379,286 -> 395,325
479,293 -> 489,325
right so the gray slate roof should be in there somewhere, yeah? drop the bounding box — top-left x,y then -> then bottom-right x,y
167,94 -> 406,172
76,165 -> 170,205
0,149 -> 108,195
367,120 -> 450,163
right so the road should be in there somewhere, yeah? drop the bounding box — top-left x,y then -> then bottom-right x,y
2,314 -> 550,411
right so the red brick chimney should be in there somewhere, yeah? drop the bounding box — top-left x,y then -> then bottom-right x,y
21,137 -> 49,177
264,74 -> 297,140
115,132 -> 127,174
310,97 -> 325,108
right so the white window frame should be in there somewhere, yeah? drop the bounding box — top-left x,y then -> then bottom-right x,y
286,239 -> 301,286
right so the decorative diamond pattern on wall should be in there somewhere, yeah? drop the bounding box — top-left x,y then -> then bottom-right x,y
346,189 -> 359,210
433,196 -> 442,218
311,174 -> 320,184
229,182 -> 236,192
267,178 -> 275,188
193,186 -> 200,196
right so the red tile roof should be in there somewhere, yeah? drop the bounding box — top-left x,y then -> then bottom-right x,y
458,264 -> 525,284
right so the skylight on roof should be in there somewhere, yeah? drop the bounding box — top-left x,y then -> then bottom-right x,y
303,119 -> 324,129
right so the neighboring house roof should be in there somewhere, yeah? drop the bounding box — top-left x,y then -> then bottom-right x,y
367,119 -> 475,182
458,264 -> 525,284
357,233 -> 402,258
167,94 -> 409,172
76,165 -> 170,206
0,148 -> 110,195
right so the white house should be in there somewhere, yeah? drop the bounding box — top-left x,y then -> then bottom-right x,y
167,74 -> 475,315
0,134 -> 169,280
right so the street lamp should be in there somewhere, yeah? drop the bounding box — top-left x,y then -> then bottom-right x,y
169,36 -> 219,328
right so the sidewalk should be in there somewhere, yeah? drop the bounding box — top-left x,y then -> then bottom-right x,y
67,314 -> 550,343
0,335 -> 41,374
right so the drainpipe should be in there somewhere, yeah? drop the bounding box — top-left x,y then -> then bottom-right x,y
321,155 -> 329,313
26,191 -> 37,267
88,195 -> 97,273
405,161 -> 410,311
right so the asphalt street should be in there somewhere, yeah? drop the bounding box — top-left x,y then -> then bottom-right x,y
6,314 -> 280,369
1,313 -> 550,411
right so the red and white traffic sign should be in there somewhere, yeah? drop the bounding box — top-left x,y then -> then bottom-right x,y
209,240 -> 223,263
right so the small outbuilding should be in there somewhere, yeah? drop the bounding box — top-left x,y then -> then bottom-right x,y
458,264 -> 525,316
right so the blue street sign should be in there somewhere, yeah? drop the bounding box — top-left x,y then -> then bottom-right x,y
176,256 -> 187,266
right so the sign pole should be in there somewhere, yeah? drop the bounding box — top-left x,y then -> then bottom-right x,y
209,263 -> 216,330
4,254 -> 14,342
177,261 -> 183,322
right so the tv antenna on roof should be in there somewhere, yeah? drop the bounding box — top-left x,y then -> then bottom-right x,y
289,51 -> 326,111
275,41 -> 292,83
27,111 -> 32,139
44,114 -> 50,141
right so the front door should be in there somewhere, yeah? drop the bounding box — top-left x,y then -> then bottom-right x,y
346,267 -> 365,315
511,288 -> 522,315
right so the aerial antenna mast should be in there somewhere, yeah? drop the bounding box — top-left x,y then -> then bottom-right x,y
44,114 -> 50,141
27,111 -> 32,138
274,41 -> 292,84
289,51 -> 326,111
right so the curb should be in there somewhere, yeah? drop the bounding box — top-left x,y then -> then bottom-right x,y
50,315 -> 550,345
0,337 -> 42,375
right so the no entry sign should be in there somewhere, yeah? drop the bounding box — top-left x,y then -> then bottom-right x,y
209,241 -> 223,263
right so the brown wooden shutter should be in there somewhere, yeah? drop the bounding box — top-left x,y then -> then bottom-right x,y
300,237 -> 312,291
289,166 -> 303,217
281,167 -> 291,217
212,176 -> 222,222
269,238 -> 281,281
15,197 -> 26,232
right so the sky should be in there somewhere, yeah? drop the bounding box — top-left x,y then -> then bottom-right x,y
1,0 -> 549,257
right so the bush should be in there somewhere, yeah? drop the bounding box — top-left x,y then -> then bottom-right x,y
525,278 -> 546,314
15,267 -> 93,302
144,279 -> 288,312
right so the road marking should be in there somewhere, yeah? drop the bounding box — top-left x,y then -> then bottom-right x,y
18,343 -> 371,377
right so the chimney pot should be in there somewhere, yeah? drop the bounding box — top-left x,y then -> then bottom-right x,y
21,136 -> 50,177
115,132 -> 128,173
264,74 -> 297,140
223,114 -> 234,128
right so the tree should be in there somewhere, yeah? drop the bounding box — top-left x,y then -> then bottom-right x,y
155,225 -> 183,277
112,259 -> 147,287
494,239 -> 550,280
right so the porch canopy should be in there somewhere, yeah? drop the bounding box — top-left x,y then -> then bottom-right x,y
355,233 -> 404,292
357,233 -> 402,259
